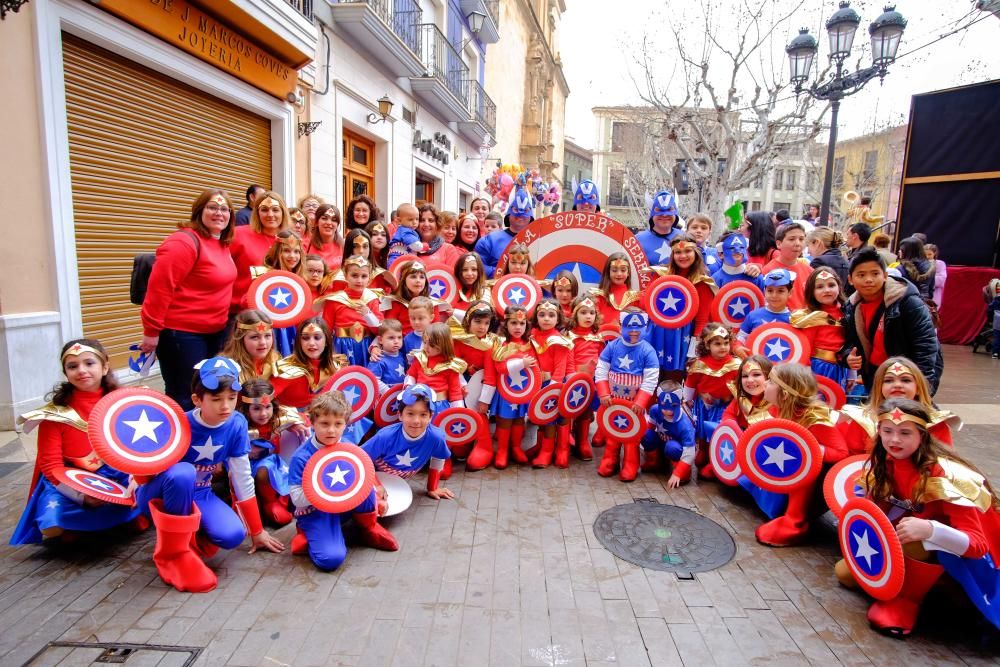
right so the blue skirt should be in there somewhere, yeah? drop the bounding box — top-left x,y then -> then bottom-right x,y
938,552 -> 1000,630
737,475 -> 788,520
274,326 -> 297,358
692,399 -> 726,442
810,357 -> 850,388
250,453 -> 290,496
334,335 -> 373,367
10,465 -> 141,545
645,322 -> 692,372
490,392 -> 527,420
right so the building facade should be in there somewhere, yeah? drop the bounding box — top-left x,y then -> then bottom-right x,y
733,141 -> 826,220
830,124 -> 907,226
561,138 -> 594,209
483,0 -> 568,185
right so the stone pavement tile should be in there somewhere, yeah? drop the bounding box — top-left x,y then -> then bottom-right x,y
427,602 -> 464,666
645,569 -> 694,624
488,608 -> 520,666
518,553 -> 546,611
717,562 -> 769,611
547,606 -> 586,666
390,622 -> 433,666
676,576 -> 713,608
736,553 -> 791,602
1,610 -> 83,666
783,588 -> 872,666
191,628 -> 247,666
589,546 -> 627,601
455,605 -> 490,665
688,605 -> 749,666
462,536 -> 494,608
617,561 -> 660,618
356,618 -> 401,666
665,621 -> 715,666
768,600 -> 841,664
518,609 -> 553,667
745,608 -> 809,662
604,597 -> 652,666
573,590 -> 617,663
542,549 -> 575,610
694,569 -> 746,618
562,532 -> 598,595
636,617 -> 684,666
293,594 -> 351,665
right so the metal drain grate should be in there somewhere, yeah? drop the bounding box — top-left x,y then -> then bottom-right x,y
24,641 -> 202,666
593,500 -> 736,577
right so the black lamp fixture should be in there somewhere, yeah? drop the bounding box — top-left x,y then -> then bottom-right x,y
1,0 -> 30,20
785,2 -> 907,226
366,94 -> 393,124
459,11 -> 487,49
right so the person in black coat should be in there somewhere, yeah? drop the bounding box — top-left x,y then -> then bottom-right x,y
840,247 -> 943,394
807,227 -> 850,288
897,236 -> 936,300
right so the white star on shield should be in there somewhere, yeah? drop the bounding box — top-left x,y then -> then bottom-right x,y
326,464 -> 350,488
568,387 -> 585,405
122,409 -> 163,445
451,422 -> 467,435
430,281 -> 446,298
720,442 -> 734,464
507,287 -> 526,304
508,368 -> 527,390
544,398 -> 557,411
659,290 -> 681,312
761,440 -> 796,472
852,527 -> 879,571
765,338 -> 790,360
613,415 -> 629,430
728,298 -> 749,317
87,478 -> 114,491
343,386 -> 360,405
269,287 -> 292,307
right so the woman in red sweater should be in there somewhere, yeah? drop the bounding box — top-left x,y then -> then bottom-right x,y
415,204 -> 462,267
229,191 -> 288,317
140,189 -> 238,409
307,203 -> 345,271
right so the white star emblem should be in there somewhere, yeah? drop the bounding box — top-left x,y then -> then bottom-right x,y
544,398 -> 557,411
569,387 -> 585,405
122,409 -> 163,445
706,255 -> 717,266
852,528 -> 879,570
666,355 -> 673,363
395,450 -> 416,467
654,241 -> 671,263
728,298 -> 749,317
429,281 -> 445,298
269,287 -> 292,307
617,354 -> 634,370
659,290 -> 681,312
508,368 -> 527,389
613,415 -> 629,429
765,338 -> 790,360
192,436 -> 222,462
761,440 -> 796,472
451,422 -> 467,435
46,500 -> 60,510
343,386 -> 360,405
720,442 -> 734,464
507,287 -> 526,304
326,464 -> 350,487
87,478 -> 114,491
394,363 -> 405,377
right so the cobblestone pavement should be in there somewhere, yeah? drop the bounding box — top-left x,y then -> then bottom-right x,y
2,346 -> 999,666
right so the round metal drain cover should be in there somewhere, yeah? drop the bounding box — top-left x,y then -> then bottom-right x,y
593,502 -> 736,573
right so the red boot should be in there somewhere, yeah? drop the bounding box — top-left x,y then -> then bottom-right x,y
867,557 -> 943,637
532,434 -> 555,468
257,482 -> 293,526
597,443 -> 621,477
694,441 -> 710,469
592,432 -> 606,448
291,525 -> 309,555
494,426 -> 511,469
191,532 -> 220,560
441,458 -> 453,480
148,500 -> 217,593
510,422 -> 530,464
554,424 -> 572,469
755,485 -> 812,547
466,432 -> 494,471
353,511 -> 399,551
574,417 -> 593,461
620,443 -> 640,482
641,448 -> 663,473
698,463 -> 716,481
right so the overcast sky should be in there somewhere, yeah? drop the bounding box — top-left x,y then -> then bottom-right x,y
561,0 -> 999,149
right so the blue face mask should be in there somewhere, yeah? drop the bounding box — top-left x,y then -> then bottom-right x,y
397,383 -> 434,411
507,188 -> 535,218
620,311 -> 649,337
722,235 -> 748,266
649,191 -> 678,219
193,356 -> 242,391
657,389 -> 683,422
574,180 -> 600,208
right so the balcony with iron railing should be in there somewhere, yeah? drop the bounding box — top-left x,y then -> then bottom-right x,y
326,0 -> 425,77
285,0 -> 314,20
458,79 -> 496,143
409,24 -> 470,122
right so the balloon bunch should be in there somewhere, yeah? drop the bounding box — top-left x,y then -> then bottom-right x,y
484,164 -> 561,214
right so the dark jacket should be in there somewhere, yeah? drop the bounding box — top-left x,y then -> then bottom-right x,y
841,276 -> 943,394
810,248 -> 849,289
900,257 -> 935,300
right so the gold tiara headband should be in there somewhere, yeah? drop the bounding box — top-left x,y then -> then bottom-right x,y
408,261 -> 425,273
742,359 -> 763,374
241,393 -> 274,406
573,297 -> 597,314
507,310 -> 528,323
672,241 -> 696,251
884,361 -> 915,378
815,269 -> 837,282
278,235 -> 300,247
463,254 -> 479,265
553,276 -> 573,288
879,407 -> 928,428
343,255 -> 370,270
770,372 -> 808,400
302,323 -> 325,336
237,320 -> 272,334
536,302 -> 560,313
706,326 -> 730,341
610,258 -> 630,269
62,343 -> 106,362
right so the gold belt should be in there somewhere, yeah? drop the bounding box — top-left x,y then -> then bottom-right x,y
336,326 -> 368,342
811,348 -> 838,363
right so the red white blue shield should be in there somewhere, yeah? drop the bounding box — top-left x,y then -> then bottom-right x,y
815,374 -> 847,410
303,443 -> 375,514
824,454 -> 870,519
559,372 -> 595,419
711,282 -> 764,329
598,324 -> 619,341
88,387 -> 190,475
388,254 -> 421,281
324,366 -> 379,423
492,274 -> 543,315
498,363 -> 541,404
374,383 -> 404,427
709,420 -> 743,487
746,323 -> 810,366
597,399 -> 646,443
737,419 -> 822,492
839,497 -> 906,601
424,262 -> 459,304
433,407 -> 483,449
643,275 -> 699,328
248,270 -> 312,328
528,382 -> 564,425
53,467 -> 133,505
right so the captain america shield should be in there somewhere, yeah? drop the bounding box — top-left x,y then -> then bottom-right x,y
498,363 -> 541,404
815,374 -> 847,410
388,254 -> 421,281
88,387 -> 190,475
711,282 -> 764,329
824,455 -> 870,519
598,324 -> 620,341
737,419 -> 822,492
324,366 -> 379,423
597,400 -> 646,443
424,262 -> 459,304
303,442 -> 376,514
248,270 -> 312,327
374,383 -> 404,427
53,467 -> 133,506
746,323 -> 810,365
709,420 -> 743,487
643,275 -> 699,328
559,373 -> 595,419
432,407 -> 483,449
839,497 -> 905,601
528,382 -> 564,425
492,274 -> 543,315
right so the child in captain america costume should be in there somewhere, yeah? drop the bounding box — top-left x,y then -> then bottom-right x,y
641,382 -> 696,487
288,391 -> 398,572
712,233 -> 765,289
362,384 -> 455,501
595,309 -> 660,482
735,268 -> 794,355
636,190 -> 683,267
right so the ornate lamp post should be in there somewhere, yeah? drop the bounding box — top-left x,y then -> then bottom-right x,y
786,3 -> 907,226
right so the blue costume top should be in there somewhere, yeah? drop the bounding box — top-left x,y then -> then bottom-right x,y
635,228 -> 681,267
712,265 -> 766,290
474,229 -> 517,278
368,351 -> 408,393
595,338 -> 660,402
386,227 -> 423,267
700,244 -> 721,274
184,410 -> 255,501
738,307 -> 790,340
402,332 -> 423,359
361,422 -> 451,478
643,404 -> 697,465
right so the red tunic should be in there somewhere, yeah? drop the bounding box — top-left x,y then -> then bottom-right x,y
793,304 -> 845,358
35,390 -> 105,485
768,405 -> 847,464
482,338 -> 536,391
406,354 -> 464,403
685,355 -> 739,402
568,328 -> 603,375
271,359 -> 333,410
721,394 -> 769,430
229,226 -> 278,314
530,329 -> 572,383
306,239 -> 343,272
320,289 -> 382,336
454,335 -> 496,376
762,257 -> 813,311
591,284 -> 642,330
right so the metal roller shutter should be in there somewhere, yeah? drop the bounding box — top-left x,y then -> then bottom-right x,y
62,34 -> 272,368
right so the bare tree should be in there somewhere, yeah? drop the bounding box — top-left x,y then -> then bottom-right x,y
631,0 -> 830,234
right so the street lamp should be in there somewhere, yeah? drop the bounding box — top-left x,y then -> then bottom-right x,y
785,2 -> 907,227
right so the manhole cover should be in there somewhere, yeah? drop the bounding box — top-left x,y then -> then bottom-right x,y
593,502 -> 736,574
